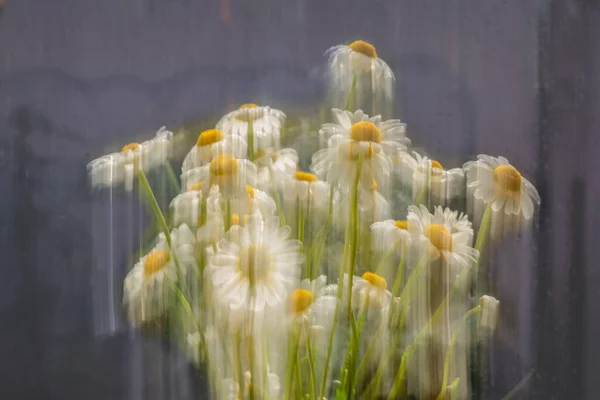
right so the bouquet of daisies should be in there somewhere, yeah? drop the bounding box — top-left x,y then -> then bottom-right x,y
88,40 -> 540,400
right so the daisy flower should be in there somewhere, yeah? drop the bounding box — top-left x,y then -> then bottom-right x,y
216,104 -> 286,156
394,150 -> 465,209
205,214 -> 303,329
326,40 -> 394,117
407,205 -> 477,269
288,276 -> 338,328
205,183 -> 277,227
370,219 -> 412,281
169,186 -> 204,229
255,148 -> 299,193
282,171 -> 332,240
87,126 -> 172,191
343,272 -> 392,313
479,295 -> 500,331
463,155 -> 541,239
310,120 -> 394,192
181,128 -> 247,173
123,224 -> 196,324
181,154 -> 257,199
319,108 -> 410,155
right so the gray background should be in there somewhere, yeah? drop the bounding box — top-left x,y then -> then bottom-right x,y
0,0 -> 598,399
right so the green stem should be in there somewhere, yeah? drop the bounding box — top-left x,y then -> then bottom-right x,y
436,306 -> 481,400
305,322 -> 317,400
309,185 -> 334,280
284,326 -> 301,400
297,200 -> 305,246
138,169 -> 186,290
224,198 -> 232,232
500,369 -> 535,400
164,163 -> 181,193
475,201 -> 493,253
375,239 -> 399,275
345,73 -> 357,111
268,166 -> 286,227
234,331 -> 245,400
390,244 -> 406,297
248,119 -> 255,161
388,262 -> 475,399
295,349 -> 303,399
318,299 -> 340,399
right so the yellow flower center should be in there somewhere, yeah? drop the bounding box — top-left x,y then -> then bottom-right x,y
239,245 -> 272,281
187,181 -> 203,191
493,165 -> 522,195
431,160 -> 444,170
349,40 -> 377,58
290,289 -> 313,314
362,272 -> 387,290
350,121 -> 383,143
425,224 -> 453,252
121,142 -> 140,153
239,103 -> 259,109
394,220 -> 408,230
295,171 -> 318,182
143,250 -> 170,278
197,129 -> 225,147
231,214 -> 240,226
246,185 -> 255,199
209,154 -> 239,177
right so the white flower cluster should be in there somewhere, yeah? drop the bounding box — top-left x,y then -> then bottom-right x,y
87,39 -> 540,400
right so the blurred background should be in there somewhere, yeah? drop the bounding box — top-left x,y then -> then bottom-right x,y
0,0 -> 598,398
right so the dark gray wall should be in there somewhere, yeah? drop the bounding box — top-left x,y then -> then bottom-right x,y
0,0 -> 597,399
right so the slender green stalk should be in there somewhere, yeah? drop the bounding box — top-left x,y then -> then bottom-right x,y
248,119 -> 255,161
310,185 -> 335,279
138,169 -> 187,290
284,326 -> 301,399
345,73 -> 358,111
305,322 -> 317,400
475,201 -> 493,253
164,163 -> 181,193
318,299 -> 340,399
436,306 -> 481,400
297,201 -> 305,246
295,350 -> 303,399
390,244 -> 406,297
268,166 -> 286,227
374,239 -> 399,275
224,198 -> 232,232
500,369 -> 534,400
388,262 -> 474,399
234,331 -> 245,400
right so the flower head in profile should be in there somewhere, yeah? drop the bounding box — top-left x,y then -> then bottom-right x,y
255,148 -> 299,192
205,214 -> 302,329
370,219 -> 412,256
289,276 -> 338,326
311,118 -> 394,192
463,155 -> 540,237
123,224 -> 196,324
394,150 -> 465,208
344,272 -> 392,312
326,41 -> 395,116
182,128 -> 247,173
205,183 -> 277,225
216,104 -> 286,155
407,205 -> 478,270
181,154 -> 257,199
170,186 -> 204,229
87,127 -> 172,191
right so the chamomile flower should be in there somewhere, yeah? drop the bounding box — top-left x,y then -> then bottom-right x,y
344,272 -> 392,312
170,186 -> 204,228
182,154 -> 257,199
123,224 -> 196,324
463,155 -> 540,239
205,183 -> 277,225
283,172 -> 332,239
255,148 -> 299,193
326,40 -> 395,117
216,104 -> 286,155
394,150 -> 465,209
319,109 -> 410,155
205,214 -> 303,329
311,120 -> 394,192
407,205 -> 478,269
87,127 -> 172,191
289,276 -> 338,326
181,129 -> 247,173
